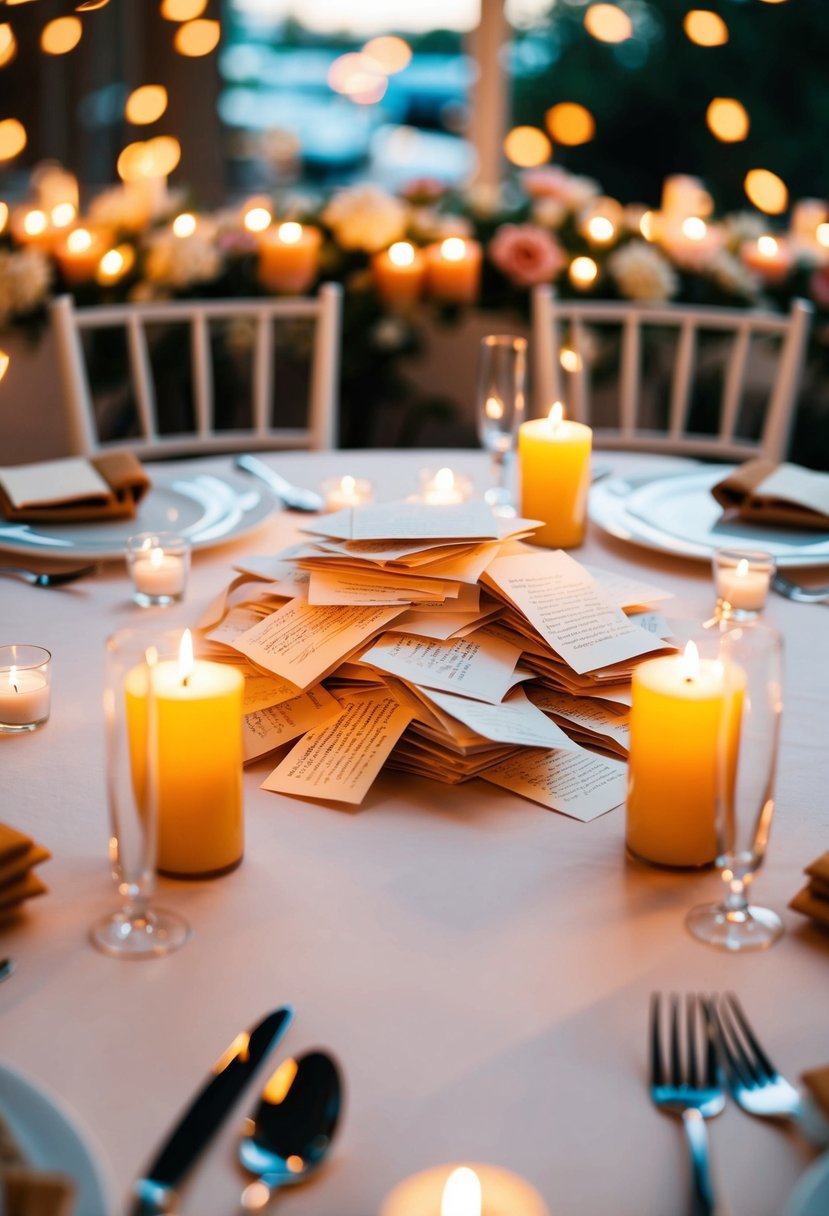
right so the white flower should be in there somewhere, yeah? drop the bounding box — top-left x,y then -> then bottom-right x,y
531,196 -> 568,230
705,249 -> 762,301
722,211 -> 767,246
322,185 -> 407,253
89,183 -> 181,232
0,248 -> 52,326
607,240 -> 678,302
143,226 -> 222,289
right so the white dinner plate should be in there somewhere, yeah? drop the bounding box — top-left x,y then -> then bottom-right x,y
0,1062 -> 112,1215
589,467 -> 829,568
785,1151 -> 829,1216
0,467 -> 275,560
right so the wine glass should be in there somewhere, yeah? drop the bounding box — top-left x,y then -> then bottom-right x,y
686,623 -> 784,952
90,628 -> 190,958
476,334 -> 527,514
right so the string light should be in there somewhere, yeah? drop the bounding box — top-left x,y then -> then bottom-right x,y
584,4 -> 633,43
545,102 -> 595,146
569,256 -> 599,287
126,85 -> 168,125
706,98 -> 749,143
683,11 -> 729,47
41,17 -> 83,55
174,19 -> 220,57
744,169 -> 788,215
503,126 -> 551,168
0,118 -> 26,160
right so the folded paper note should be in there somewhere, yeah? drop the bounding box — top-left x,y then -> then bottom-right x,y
712,459 -> 829,530
0,452 -> 150,523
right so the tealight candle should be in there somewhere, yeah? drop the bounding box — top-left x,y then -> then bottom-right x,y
127,532 -> 190,607
372,240 -> 427,307
380,1163 -> 550,1216
0,645 -> 51,734
418,466 -> 473,505
712,547 -> 774,621
126,629 -> 244,877
53,226 -> 108,285
425,237 -> 482,304
322,475 -> 374,511
258,221 -> 321,294
740,235 -> 793,283
626,640 -> 743,868
518,401 -> 593,548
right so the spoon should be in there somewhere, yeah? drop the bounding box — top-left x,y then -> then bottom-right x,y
238,1049 -> 343,1212
235,455 -> 324,513
0,958 -> 15,982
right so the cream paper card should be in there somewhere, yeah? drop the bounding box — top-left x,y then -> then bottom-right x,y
423,685 -> 580,749
484,550 -> 666,675
581,564 -> 673,610
360,630 -> 522,705
483,745 -> 627,821
262,689 -> 414,804
530,688 -> 630,753
231,599 -> 405,689
310,500 -> 499,542
243,686 -> 343,762
242,673 -> 305,714
0,457 -> 110,508
306,569 -> 454,606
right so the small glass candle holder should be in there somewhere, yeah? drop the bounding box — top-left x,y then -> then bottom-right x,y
0,645 -> 51,734
126,532 -> 191,607
418,466 -> 474,505
321,475 -> 374,511
712,547 -> 775,622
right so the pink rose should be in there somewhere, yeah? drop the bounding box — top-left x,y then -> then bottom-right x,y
488,223 -> 566,287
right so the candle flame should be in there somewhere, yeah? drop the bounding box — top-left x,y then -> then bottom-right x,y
817,222 -> 829,249
441,237 -> 466,262
680,640 -> 700,681
758,235 -> 778,258
0,349 -> 9,383
172,212 -> 197,237
340,475 -> 356,496
23,209 -> 48,236
278,221 -> 302,245
388,240 -> 415,267
149,546 -> 164,568
8,664 -> 18,693
587,215 -> 615,243
682,216 -> 707,241
435,467 -> 455,494
244,206 -> 271,233
735,558 -> 750,578
485,395 -> 504,421
547,401 -> 565,430
51,202 -> 76,228
441,1167 -> 482,1216
178,628 -> 194,685
66,227 -> 92,253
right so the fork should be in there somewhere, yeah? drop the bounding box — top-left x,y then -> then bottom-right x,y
771,573 -> 829,603
0,564 -> 97,587
703,993 -> 804,1122
650,992 -> 727,1216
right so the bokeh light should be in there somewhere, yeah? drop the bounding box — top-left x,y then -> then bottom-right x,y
0,24 -> 17,68
744,169 -> 788,215
328,52 -> 387,104
0,118 -> 26,160
706,98 -> 749,142
0,203 -> 8,233
41,16 -> 82,55
681,217 -> 707,240
584,4 -> 633,44
545,102 -> 595,146
160,0 -> 207,19
0,350 -> 9,384
362,35 -> 412,75
683,11 -> 729,47
817,223 -> 829,249
126,85 -> 168,125
244,206 -> 271,232
172,212 -> 197,237
569,256 -> 599,287
503,125 -> 551,168
97,244 -> 135,284
23,210 -> 47,236
51,203 -> 76,228
174,18 -> 220,57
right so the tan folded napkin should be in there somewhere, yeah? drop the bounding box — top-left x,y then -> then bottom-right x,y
802,1064 -> 829,1122
789,850 -> 829,929
711,458 -> 829,530
1,1168 -> 75,1216
0,824 -> 50,922
0,452 -> 150,523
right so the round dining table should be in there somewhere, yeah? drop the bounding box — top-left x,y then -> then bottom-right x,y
1,448 -> 828,1216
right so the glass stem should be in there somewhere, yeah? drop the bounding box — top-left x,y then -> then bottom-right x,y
723,877 -> 750,921
492,450 -> 507,491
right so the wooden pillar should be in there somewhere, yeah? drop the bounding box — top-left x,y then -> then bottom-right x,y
468,0 -> 509,189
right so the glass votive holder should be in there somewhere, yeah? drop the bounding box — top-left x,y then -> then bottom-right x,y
0,645 -> 51,733
712,547 -> 775,622
321,475 -> 374,511
418,465 -> 474,504
126,532 -> 190,607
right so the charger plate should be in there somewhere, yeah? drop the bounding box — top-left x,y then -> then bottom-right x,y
0,467 -> 274,560
589,467 -> 829,568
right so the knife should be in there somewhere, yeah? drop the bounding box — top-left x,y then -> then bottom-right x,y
130,1006 -> 293,1215
234,454 -> 324,513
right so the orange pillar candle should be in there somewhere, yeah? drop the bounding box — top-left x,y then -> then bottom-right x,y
127,630 -> 244,878
258,221 -> 321,293
53,227 -> 108,285
626,642 -> 743,868
10,207 -> 53,252
425,237 -> 482,304
372,240 -> 426,306
518,402 -> 592,548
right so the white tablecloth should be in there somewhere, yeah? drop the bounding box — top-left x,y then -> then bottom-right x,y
1,450 -> 828,1216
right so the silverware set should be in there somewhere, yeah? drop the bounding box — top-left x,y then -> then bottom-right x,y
772,572 -> 829,603
649,991 -> 812,1216
130,1007 -> 343,1215
0,563 -> 97,586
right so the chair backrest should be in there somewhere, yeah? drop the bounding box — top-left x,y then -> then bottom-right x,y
531,285 -> 812,462
51,283 -> 342,457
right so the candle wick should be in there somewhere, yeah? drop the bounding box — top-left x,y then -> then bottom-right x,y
684,676 -> 693,684
182,675 -> 190,688
12,681 -> 18,693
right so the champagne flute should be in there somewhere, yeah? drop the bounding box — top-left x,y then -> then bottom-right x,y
686,623 -> 784,952
476,334 -> 527,514
90,628 -> 190,958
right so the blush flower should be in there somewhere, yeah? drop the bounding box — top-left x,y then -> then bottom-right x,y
488,224 -> 566,288
607,240 -> 678,302
322,185 -> 407,253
